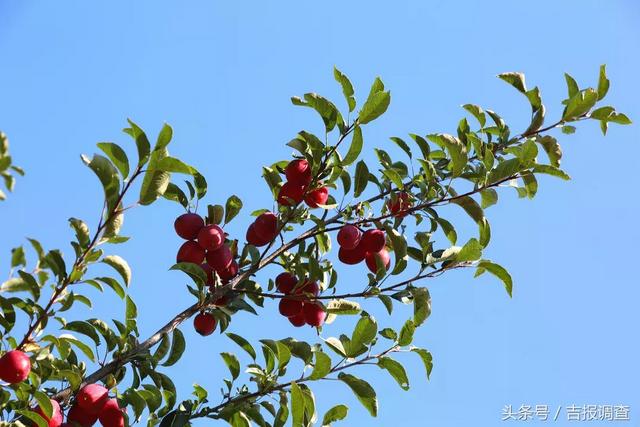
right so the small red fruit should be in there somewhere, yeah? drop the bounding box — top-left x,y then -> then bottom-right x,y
338,244 -> 366,265
294,280 -> 320,297
35,399 -> 62,427
337,225 -> 362,250
76,384 -> 108,415
365,248 -> 391,273
246,223 -> 271,247
277,182 -> 306,206
304,186 -> 329,208
97,398 -> 124,427
361,229 -> 386,253
174,213 -> 204,240
197,224 -> 225,251
254,212 -> 278,241
0,350 -> 31,384
176,241 -> 205,264
303,303 -> 326,327
288,311 -> 306,327
219,260 -> 239,282
67,404 -> 99,426
387,192 -> 412,218
275,272 -> 297,294
194,312 -> 217,336
285,159 -> 312,185
278,298 -> 303,317
205,244 -> 233,272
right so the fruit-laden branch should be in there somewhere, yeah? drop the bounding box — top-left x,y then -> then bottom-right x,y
191,345 -> 401,420
16,166 -> 145,351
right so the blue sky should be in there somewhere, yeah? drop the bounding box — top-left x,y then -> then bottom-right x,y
1,1 -> 639,425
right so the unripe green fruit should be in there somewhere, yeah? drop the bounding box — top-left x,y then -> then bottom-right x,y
174,213 -> 204,240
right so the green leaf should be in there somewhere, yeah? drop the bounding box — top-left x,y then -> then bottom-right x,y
83,154 -> 120,212
97,142 -> 130,179
532,164 -> 570,180
156,123 -> 174,150
309,351 -> 332,380
169,262 -> 207,286
411,287 -> 431,327
101,255 -> 131,286
292,93 -> 340,132
157,157 -> 195,175
334,67 -> 356,112
498,72 -> 526,93
337,373 -> 378,417
456,238 -> 482,262
125,295 -> 138,327
412,348 -> 434,380
436,218 -> 457,245
353,160 -> 369,198
564,73 -> 579,99
463,104 -> 486,127
33,391 -> 53,419
139,146 -> 170,205
324,337 -> 347,357
563,88 -> 598,121
487,158 -> 521,184
597,64 -> 610,100
16,410 -> 48,427
390,137 -> 412,159
124,119 -> 151,168
162,328 -> 186,366
326,299 -> 361,315
322,404 -> 349,426
358,90 -> 391,125
290,382 -> 305,427
342,126 -> 363,166
397,319 -> 415,346
226,332 -> 257,360
69,218 -> 91,247
475,260 -> 513,297
427,134 -> 467,176
220,352 -> 240,379
451,195 -> 484,224
536,136 -> 562,167
378,357 -> 409,390
351,315 -> 377,350
224,195 -> 243,224
63,320 -> 101,346
480,188 -> 498,209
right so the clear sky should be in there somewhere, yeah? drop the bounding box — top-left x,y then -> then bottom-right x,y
1,1 -> 639,426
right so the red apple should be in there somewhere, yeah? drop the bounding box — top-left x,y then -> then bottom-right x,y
337,225 -> 362,250
387,192 -> 412,218
176,241 -> 205,264
294,280 -> 320,297
246,223 -> 271,247
197,224 -> 225,251
285,159 -> 312,185
219,260 -> 239,283
205,244 -> 233,272
338,244 -> 366,265
275,272 -> 297,294
76,384 -> 108,415
288,311 -> 306,327
97,398 -> 124,427
254,212 -> 278,241
278,298 -> 303,317
0,350 -> 31,384
303,303 -> 326,327
67,404 -> 99,426
277,182 -> 306,206
174,213 -> 204,240
35,399 -> 62,427
361,229 -> 386,253
365,248 -> 391,273
194,312 -> 217,336
304,186 -> 329,208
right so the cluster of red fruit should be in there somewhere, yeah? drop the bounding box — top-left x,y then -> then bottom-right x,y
62,383 -> 124,427
277,159 -> 328,208
337,225 -> 391,273
0,349 -> 30,385
174,213 -> 239,336
245,211 -> 279,247
274,273 -> 326,327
